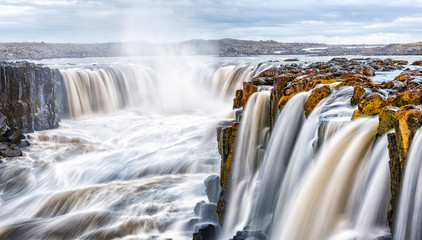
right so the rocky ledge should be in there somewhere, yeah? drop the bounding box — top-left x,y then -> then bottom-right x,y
206,57 -> 422,239
0,61 -> 66,158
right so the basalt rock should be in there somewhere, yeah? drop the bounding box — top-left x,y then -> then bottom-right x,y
351,85 -> 366,106
335,74 -> 372,88
352,92 -> 387,118
303,85 -> 331,117
216,120 -> 239,225
411,60 -> 422,66
0,61 -> 66,133
193,224 -> 217,240
233,90 -> 243,109
242,82 -> 258,108
387,106 -> 422,232
0,112 -> 28,158
378,106 -> 397,135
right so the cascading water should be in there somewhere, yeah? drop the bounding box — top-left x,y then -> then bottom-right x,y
246,92 -> 309,234
273,117 -> 378,240
0,56 -> 246,239
394,129 -> 422,240
222,91 -> 271,238
61,65 -> 156,117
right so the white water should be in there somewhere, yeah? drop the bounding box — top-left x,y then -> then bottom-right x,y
0,56 -> 245,239
1,55 -> 420,240
246,92 -> 309,233
394,129 -> 422,240
222,91 -> 271,237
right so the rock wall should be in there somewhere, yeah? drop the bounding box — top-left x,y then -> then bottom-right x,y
213,57 -> 422,238
0,61 -> 66,134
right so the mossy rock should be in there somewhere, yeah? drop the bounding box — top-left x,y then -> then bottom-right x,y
351,85 -> 366,106
378,106 -> 397,135
305,78 -> 337,91
352,93 -> 387,119
233,89 -> 243,109
242,82 -> 258,108
393,105 -> 422,163
304,85 -> 331,117
334,74 -> 372,88
278,95 -> 293,110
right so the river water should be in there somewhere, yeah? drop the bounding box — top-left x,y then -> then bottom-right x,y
0,55 -> 421,240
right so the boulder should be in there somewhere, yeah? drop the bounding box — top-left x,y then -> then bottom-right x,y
352,93 -> 387,118
303,85 -> 331,117
193,224 -> 217,240
350,85 -> 366,106
411,60 -> 422,66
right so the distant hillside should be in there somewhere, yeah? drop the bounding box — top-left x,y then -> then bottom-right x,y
0,39 -> 421,60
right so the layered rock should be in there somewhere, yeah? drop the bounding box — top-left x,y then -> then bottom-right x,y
216,120 -> 239,225
0,61 -> 66,133
0,61 -> 66,158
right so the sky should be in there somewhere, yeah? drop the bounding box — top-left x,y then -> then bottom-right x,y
0,0 -> 421,44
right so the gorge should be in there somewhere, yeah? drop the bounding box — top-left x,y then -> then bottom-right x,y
0,55 -> 421,240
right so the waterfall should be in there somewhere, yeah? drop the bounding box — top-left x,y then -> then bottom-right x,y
394,128 -> 422,240
271,118 -> 378,240
222,91 -> 271,237
210,63 -> 274,98
61,65 -> 155,117
246,92 -> 309,233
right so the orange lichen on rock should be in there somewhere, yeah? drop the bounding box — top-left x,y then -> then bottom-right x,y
242,82 -> 258,107
305,78 -> 337,91
352,93 -> 387,118
334,74 -> 373,88
303,85 -> 331,117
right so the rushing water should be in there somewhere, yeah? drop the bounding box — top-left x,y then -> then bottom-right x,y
394,129 -> 422,240
0,55 -> 421,240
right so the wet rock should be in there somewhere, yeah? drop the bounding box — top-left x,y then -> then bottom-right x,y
387,106 -> 422,232
278,95 -> 294,111
352,92 -> 387,118
350,85 -> 366,105
204,175 -> 221,204
393,106 -> 422,163
378,106 -> 397,135
231,228 -> 267,240
335,74 -> 372,88
193,224 -> 217,240
0,143 -> 22,157
284,58 -> 299,62
283,82 -> 305,96
303,85 -> 331,117
4,128 -> 23,143
394,69 -> 422,81
411,60 -> 422,66
216,120 -> 239,225
242,82 -> 258,108
0,61 -> 65,133
375,235 -> 392,240
233,90 -> 243,109
305,78 -> 337,91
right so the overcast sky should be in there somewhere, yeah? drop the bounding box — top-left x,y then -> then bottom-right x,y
0,0 -> 421,44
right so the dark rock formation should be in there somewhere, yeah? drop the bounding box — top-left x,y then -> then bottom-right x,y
0,61 -> 65,159
0,61 -> 66,133
193,224 -> 217,240
216,120 -> 239,225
